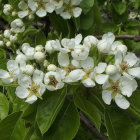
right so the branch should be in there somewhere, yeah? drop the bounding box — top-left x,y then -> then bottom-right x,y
80,113 -> 108,140
96,35 -> 140,42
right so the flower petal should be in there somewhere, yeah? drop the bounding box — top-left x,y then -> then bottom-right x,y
36,8 -> 46,17
73,7 -> 82,18
16,86 -> 29,99
25,95 -> 37,104
58,52 -> 69,67
18,74 -> 31,87
0,70 -> 10,79
81,57 -> 94,69
128,67 -> 140,78
102,90 -> 112,105
95,63 -> 107,73
82,78 -> 95,87
95,74 -> 109,84
115,94 -> 130,109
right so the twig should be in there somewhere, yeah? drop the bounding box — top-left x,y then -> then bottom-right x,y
80,113 -> 108,140
96,35 -> 140,42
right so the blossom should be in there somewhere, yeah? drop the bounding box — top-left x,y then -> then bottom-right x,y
0,60 -> 20,84
115,52 -> 140,79
44,71 -> 64,91
50,0 -> 63,9
3,4 -> 12,15
105,65 -> 118,75
56,0 -> 82,19
10,19 -> 25,33
16,69 -> 46,104
102,74 -> 137,109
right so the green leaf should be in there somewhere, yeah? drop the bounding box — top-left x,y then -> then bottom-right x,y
74,92 -> 101,130
45,102 -> 80,140
0,93 -> 9,120
0,111 -> 22,140
80,0 -> 94,14
36,88 -> 67,134
113,2 -> 127,15
35,31 -> 47,46
105,108 -> 136,140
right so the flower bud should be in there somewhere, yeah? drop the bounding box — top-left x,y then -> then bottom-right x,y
10,35 -> 17,42
34,52 -> 45,62
35,45 -> 44,52
28,14 -> 35,20
25,65 -> 34,75
47,64 -> 57,71
16,54 -> 27,63
4,29 -> 11,38
3,4 -> 12,15
6,41 -> 11,47
106,65 -> 117,75
12,11 -> 17,17
43,60 -> 49,67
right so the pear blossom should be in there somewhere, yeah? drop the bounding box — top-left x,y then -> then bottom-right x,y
105,65 -> 118,75
56,0 -> 82,19
102,74 -> 137,109
10,19 -> 25,33
50,0 -> 63,9
0,60 -> 20,84
16,69 -> 46,104
115,52 -> 140,79
44,71 -> 64,91
3,4 -> 12,15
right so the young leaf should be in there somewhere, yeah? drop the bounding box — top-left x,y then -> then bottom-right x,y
36,88 -> 67,134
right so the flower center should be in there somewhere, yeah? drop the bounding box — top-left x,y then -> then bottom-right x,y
120,61 -> 129,72
49,76 -> 58,86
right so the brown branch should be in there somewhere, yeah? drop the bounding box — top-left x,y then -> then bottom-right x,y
96,35 -> 140,42
80,113 -> 108,140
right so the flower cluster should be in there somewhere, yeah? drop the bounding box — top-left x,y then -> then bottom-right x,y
0,32 -> 139,109
3,0 -> 82,19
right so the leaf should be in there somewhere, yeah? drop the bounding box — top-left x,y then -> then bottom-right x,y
80,0 -> 94,14
105,108 -> 136,140
35,31 -> 47,46
36,88 -> 67,134
0,111 -> 22,140
45,102 -> 80,140
113,1 -> 127,15
0,93 -> 9,120
74,93 -> 101,130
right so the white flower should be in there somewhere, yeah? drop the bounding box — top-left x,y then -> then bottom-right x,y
105,65 -> 118,75
24,65 -> 34,75
45,40 -> 61,53
3,4 -> 12,15
35,45 -> 44,52
10,19 -> 25,33
0,60 -> 20,84
97,32 -> 115,54
0,41 -> 4,47
50,0 -> 63,9
60,34 -> 82,53
83,36 -> 98,48
6,41 -> 11,47
115,52 -> 140,79
102,74 -> 137,109
56,0 -> 82,19
16,69 -> 46,104
15,50 -> 27,63
4,29 -> 11,38
47,64 -> 57,71
34,52 -> 45,62
110,41 -> 127,55
22,43 -> 35,60
10,35 -> 17,42
71,44 -> 89,60
58,52 -> 85,83
44,71 -> 64,91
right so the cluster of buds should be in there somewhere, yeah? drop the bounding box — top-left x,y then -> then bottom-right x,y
0,32 -> 139,109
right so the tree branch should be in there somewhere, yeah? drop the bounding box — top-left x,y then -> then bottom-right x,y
96,35 -> 140,42
80,113 -> 108,140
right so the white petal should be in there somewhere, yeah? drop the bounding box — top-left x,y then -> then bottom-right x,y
18,74 -> 31,87
72,7 -> 82,18
95,74 -> 109,84
18,1 -> 28,10
25,95 -> 37,104
0,70 -> 10,79
102,90 -> 112,105
75,34 -> 82,45
124,52 -> 138,67
33,69 -> 44,84
36,8 -> 46,17
60,12 -> 71,19
16,86 -> 29,99
81,57 -> 94,69
64,69 -> 85,83
115,52 -> 123,66
82,78 -> 95,87
45,3 -> 55,13
2,78 -> 13,84
95,63 -> 107,73
115,94 -> 130,109
56,82 -> 64,90
46,85 -> 56,91
84,36 -> 98,48
18,10 -> 29,18
58,52 -> 69,67
7,60 -> 18,72
102,32 -> 115,45
128,67 -> 140,78
71,0 -> 82,5
28,0 -> 38,11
